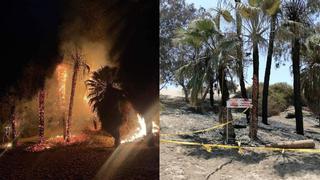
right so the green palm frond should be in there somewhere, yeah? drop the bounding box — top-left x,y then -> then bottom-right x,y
217,36 -> 239,52
261,0 -> 280,16
173,28 -> 202,48
249,0 -> 263,7
236,2 -> 261,19
175,61 -> 195,81
301,33 -> 320,115
221,10 -> 234,22
189,19 -> 221,38
306,33 -> 320,53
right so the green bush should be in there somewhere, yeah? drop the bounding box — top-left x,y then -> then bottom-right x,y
236,82 -> 293,117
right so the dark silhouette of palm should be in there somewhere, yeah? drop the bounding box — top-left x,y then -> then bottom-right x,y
86,66 -> 125,146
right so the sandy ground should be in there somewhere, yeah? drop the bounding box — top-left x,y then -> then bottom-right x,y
160,96 -> 320,180
0,131 -> 159,180
160,87 -> 221,99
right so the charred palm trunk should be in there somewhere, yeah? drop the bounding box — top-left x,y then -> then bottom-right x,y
201,86 -> 209,103
218,67 -> 229,107
10,105 -> 16,142
38,87 -> 45,143
235,0 -> 249,122
250,42 -> 259,139
292,38 -> 303,135
209,76 -> 214,107
262,15 -> 276,125
218,66 -> 235,143
181,83 -> 189,103
66,61 -> 79,142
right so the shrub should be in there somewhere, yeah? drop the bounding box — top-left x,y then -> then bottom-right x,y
236,82 -> 293,117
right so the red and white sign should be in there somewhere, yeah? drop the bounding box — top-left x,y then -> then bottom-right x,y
227,98 -> 252,108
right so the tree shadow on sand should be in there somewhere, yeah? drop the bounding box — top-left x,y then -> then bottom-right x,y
176,138 -> 320,177
182,143 -> 270,164
272,153 -> 320,178
176,127 -> 320,176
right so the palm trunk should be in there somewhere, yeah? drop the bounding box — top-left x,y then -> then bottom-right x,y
250,42 -> 259,139
66,62 -> 79,142
38,87 -> 45,143
218,66 -> 235,143
10,105 -> 16,141
218,67 -> 229,107
292,38 -> 303,135
262,15 -> 276,125
201,85 -> 209,102
63,113 -> 66,140
180,83 -> 189,103
209,76 -> 214,107
235,0 -> 250,122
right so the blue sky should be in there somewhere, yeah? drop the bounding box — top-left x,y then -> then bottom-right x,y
185,0 -> 293,86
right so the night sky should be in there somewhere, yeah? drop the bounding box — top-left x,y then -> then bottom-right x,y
0,0 -> 63,98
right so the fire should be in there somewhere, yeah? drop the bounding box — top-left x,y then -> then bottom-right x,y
152,121 -> 159,133
121,114 -> 146,143
121,114 -> 159,144
6,142 -> 12,148
83,94 -> 89,104
56,64 -> 67,110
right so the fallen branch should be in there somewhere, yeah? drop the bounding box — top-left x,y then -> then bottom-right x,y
205,159 -> 233,180
265,140 -> 315,149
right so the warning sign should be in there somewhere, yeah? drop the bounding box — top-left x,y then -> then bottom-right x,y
227,98 -> 252,108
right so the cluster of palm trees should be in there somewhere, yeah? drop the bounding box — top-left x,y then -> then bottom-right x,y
172,0 -> 320,141
6,47 -> 90,146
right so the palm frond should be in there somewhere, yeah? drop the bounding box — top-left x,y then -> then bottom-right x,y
236,2 -> 261,19
85,66 -> 119,112
261,0 -> 280,16
221,10 -> 234,22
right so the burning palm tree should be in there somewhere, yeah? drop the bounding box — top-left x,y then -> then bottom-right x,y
56,64 -> 68,138
85,66 -> 126,146
38,86 -> 45,143
65,48 -> 90,142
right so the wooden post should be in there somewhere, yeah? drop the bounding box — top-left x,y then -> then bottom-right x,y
226,108 -> 229,144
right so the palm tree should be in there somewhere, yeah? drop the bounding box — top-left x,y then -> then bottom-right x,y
237,0 -> 279,138
282,0 -> 309,135
301,33 -> 320,125
65,48 -> 90,142
10,105 -> 16,142
234,0 -> 250,122
174,18 -> 238,143
85,66 -> 125,147
38,86 -> 45,143
6,90 -> 18,146
237,1 -> 269,139
261,0 -> 281,125
262,14 -> 277,125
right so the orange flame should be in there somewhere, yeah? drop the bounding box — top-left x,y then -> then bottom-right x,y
121,114 -> 146,143
56,64 -> 67,110
121,114 -> 159,144
152,121 -> 159,134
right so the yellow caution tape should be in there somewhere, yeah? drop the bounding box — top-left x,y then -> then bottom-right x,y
160,139 -> 320,154
161,107 -> 250,137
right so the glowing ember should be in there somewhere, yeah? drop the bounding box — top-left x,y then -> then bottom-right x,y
152,121 -> 159,133
25,142 -> 51,152
56,64 -> 67,109
6,142 -> 12,148
121,114 -> 146,143
83,94 -> 89,104
25,134 -> 88,152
